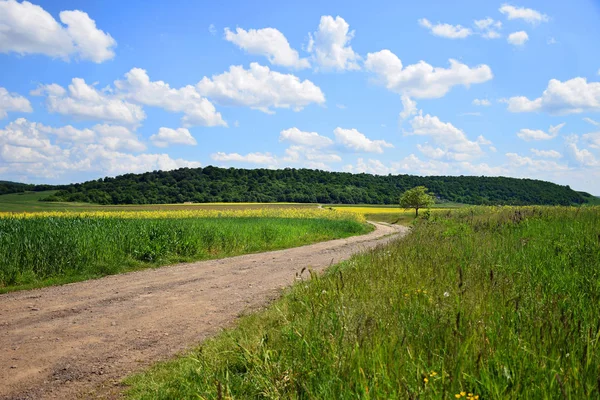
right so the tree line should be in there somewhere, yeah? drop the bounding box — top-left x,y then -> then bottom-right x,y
29,166 -> 590,206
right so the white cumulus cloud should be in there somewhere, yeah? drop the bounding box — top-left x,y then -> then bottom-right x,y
0,118 -> 200,180
333,127 -> 393,153
279,127 -> 333,148
197,63 -> 325,113
32,78 -> 145,126
150,127 -> 197,148
399,95 -> 418,119
114,68 -> 226,127
408,112 -> 487,160
0,0 -> 116,63
224,27 -> 310,69
474,18 -> 502,39
211,151 -> 277,165
507,31 -> 529,46
564,136 -> 600,167
507,78 -> 600,114
0,87 -> 32,118
531,148 -> 562,158
418,18 -> 472,39
499,4 -> 549,25
517,123 -> 565,141
473,98 -> 491,106
506,153 -> 568,172
365,49 -> 493,99
307,15 -> 361,71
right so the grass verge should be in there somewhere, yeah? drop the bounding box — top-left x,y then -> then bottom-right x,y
125,206 -> 600,399
0,216 -> 370,293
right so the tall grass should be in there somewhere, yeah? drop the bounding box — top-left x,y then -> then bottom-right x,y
0,216 -> 369,291
125,206 -> 600,399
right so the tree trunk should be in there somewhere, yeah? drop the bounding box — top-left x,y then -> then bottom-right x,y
415,206 -> 419,218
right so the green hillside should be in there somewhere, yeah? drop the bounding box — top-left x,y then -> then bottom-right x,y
35,166 -> 590,206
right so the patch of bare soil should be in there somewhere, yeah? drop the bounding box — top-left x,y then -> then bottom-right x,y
0,222 -> 407,399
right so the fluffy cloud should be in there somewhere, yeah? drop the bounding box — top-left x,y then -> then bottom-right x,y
150,127 -> 197,148
473,98 -> 491,106
224,27 -> 310,69
507,78 -> 600,114
0,118 -> 198,180
211,151 -> 277,165
114,68 -> 226,127
499,4 -> 549,25
0,0 -> 116,63
507,31 -> 529,46
582,132 -> 600,149
333,127 -> 393,153
197,63 -> 325,113
32,78 -> 145,126
344,158 -> 395,175
37,122 -> 145,152
344,155 -> 505,177
474,18 -> 502,39
399,95 -> 418,119
0,87 -> 32,118
418,18 -> 472,39
365,49 -> 493,99
531,148 -> 562,158
506,152 -> 568,172
307,15 -> 360,71
81,146 -> 200,176
89,124 -> 146,152
408,113 -> 487,160
283,145 -> 341,165
565,136 -> 600,167
517,123 -> 565,141
279,127 -> 333,148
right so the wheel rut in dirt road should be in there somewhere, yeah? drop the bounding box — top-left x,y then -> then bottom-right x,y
0,222 -> 408,399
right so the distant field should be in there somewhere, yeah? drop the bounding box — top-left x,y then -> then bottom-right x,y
0,192 -> 463,217
329,205 -> 459,225
0,191 -> 318,213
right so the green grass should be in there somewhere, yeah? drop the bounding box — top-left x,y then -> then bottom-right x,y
125,206 -> 600,399
0,217 -> 370,293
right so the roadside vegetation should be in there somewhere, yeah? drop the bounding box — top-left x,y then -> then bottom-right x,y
0,208 -> 368,292
125,206 -> 600,399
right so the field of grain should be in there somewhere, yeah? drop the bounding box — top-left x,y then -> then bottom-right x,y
0,207 -> 368,292
125,206 -> 600,399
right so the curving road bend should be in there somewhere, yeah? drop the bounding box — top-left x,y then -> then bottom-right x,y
0,222 -> 408,399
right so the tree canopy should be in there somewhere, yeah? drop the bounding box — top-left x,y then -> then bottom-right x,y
400,186 -> 435,217
29,166 -> 592,206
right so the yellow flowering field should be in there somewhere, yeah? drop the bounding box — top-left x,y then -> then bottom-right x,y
0,207 -> 365,223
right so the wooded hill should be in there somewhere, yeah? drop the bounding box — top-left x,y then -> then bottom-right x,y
29,166 -> 592,206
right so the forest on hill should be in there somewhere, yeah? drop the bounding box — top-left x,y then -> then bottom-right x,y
27,166 -> 590,206
0,181 -> 58,196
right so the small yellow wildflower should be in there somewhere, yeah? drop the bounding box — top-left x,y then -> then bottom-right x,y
424,377 -> 429,383
461,392 -> 466,397
455,395 -> 461,399
430,371 -> 437,376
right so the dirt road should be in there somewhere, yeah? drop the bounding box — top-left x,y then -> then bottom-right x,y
0,222 -> 407,399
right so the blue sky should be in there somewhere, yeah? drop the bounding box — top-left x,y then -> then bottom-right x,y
1,0 -> 600,194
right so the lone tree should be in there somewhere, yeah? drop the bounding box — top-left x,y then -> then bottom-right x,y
400,186 -> 434,217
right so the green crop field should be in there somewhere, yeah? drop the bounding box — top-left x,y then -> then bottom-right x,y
0,208 -> 369,293
125,206 -> 600,399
